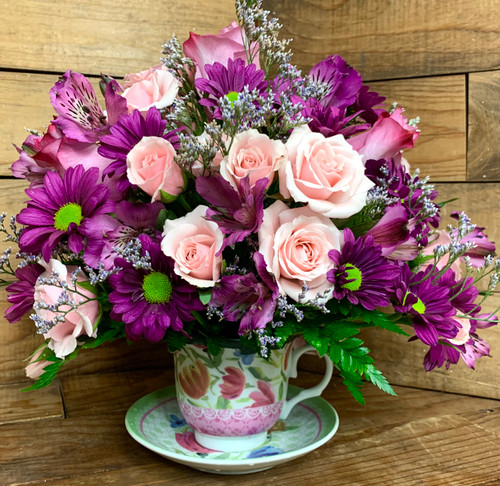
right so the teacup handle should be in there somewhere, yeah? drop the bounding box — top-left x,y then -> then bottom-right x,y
279,344 -> 334,420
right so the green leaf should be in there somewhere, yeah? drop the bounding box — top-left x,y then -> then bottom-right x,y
340,370 -> 365,405
364,365 -> 397,396
198,288 -> 213,305
22,359 -> 65,391
76,280 -> 98,295
166,330 -> 189,353
359,308 -> 409,336
206,335 -> 225,357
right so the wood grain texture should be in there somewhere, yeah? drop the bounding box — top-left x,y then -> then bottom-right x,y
371,75 -> 466,182
263,0 -> 500,80
3,370 -> 500,485
468,70 -> 500,181
0,381 -> 63,425
0,0 -> 236,76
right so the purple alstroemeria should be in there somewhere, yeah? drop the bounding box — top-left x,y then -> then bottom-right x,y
85,200 -> 163,270
301,98 -> 370,139
5,263 -> 45,323
327,228 -> 400,310
17,165 -> 115,263
210,252 -> 279,333
49,70 -> 127,143
309,55 -> 362,109
98,107 -> 179,192
195,58 -> 268,119
365,205 -> 418,261
195,175 -> 267,254
352,85 -> 386,125
108,234 -> 203,342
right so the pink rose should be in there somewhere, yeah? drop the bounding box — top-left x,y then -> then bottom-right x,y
220,129 -> 286,189
126,136 -> 185,201
183,21 -> 259,79
34,260 -> 99,359
161,205 -> 224,287
280,126 -> 373,218
258,201 -> 342,302
121,65 -> 179,113
348,107 -> 419,163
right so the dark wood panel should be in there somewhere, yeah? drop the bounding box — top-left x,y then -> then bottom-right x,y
264,0 -> 500,80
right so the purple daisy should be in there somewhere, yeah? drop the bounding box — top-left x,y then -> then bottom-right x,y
108,235 -> 204,342
195,58 -> 268,119
98,107 -> 179,191
326,228 -> 400,310
17,165 -> 115,262
195,175 -> 266,253
5,263 -> 45,323
393,266 -> 459,346
210,252 -> 279,334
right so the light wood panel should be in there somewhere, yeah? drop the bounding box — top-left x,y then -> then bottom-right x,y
371,75 -> 466,182
0,0 -> 237,76
468,70 -> 500,181
263,0 -> 500,80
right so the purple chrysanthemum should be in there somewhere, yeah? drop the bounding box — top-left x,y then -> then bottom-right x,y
17,165 -> 115,262
195,58 -> 268,119
308,55 -> 362,109
108,235 -> 204,342
5,263 -> 45,323
195,175 -> 266,253
210,252 -> 279,333
393,266 -> 459,346
98,107 -> 179,191
326,228 -> 400,310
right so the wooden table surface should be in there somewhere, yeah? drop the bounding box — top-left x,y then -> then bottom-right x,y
2,370 -> 500,486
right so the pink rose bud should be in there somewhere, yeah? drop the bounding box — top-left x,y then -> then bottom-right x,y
126,136 -> 185,202
122,65 -> 179,113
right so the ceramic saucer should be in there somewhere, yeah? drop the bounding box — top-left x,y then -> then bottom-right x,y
125,385 -> 339,475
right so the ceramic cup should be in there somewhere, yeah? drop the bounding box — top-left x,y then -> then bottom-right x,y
174,342 -> 333,452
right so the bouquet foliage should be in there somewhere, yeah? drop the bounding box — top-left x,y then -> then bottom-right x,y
2,0 -> 499,403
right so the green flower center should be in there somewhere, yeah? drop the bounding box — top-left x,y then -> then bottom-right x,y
226,91 -> 239,107
341,263 -> 362,291
53,203 -> 84,231
142,271 -> 172,304
404,291 -> 426,314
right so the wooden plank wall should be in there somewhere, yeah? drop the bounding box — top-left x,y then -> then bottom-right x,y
1,0 -> 500,399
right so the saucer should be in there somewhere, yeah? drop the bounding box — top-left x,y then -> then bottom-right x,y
125,385 -> 339,475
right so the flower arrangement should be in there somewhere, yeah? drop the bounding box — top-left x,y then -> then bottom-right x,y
2,0 -> 499,404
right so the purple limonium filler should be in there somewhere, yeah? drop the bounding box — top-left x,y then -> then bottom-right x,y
108,234 -> 204,342
327,228 -> 400,310
17,165 -> 115,263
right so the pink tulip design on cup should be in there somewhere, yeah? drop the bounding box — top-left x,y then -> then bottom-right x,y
174,342 -> 333,452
